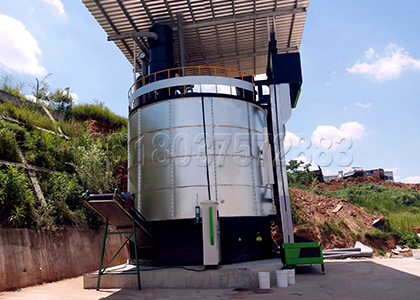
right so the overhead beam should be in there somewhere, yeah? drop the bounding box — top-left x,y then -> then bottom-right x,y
185,47 -> 298,66
92,0 -> 141,69
108,31 -> 158,41
116,0 -> 150,56
179,7 -> 306,30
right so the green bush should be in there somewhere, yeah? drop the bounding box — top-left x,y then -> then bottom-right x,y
399,232 -> 420,249
317,218 -> 344,238
289,193 -> 303,225
0,122 -> 22,162
287,160 -> 319,189
321,183 -> 420,231
23,130 -> 74,171
0,76 -> 26,100
72,102 -> 126,128
106,128 -> 128,164
338,220 -> 349,229
42,173 -> 82,228
47,88 -> 73,119
349,231 -> 361,240
74,141 -> 116,194
0,166 -> 38,227
0,102 -> 55,131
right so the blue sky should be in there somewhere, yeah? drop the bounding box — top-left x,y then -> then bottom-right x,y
0,0 -> 419,183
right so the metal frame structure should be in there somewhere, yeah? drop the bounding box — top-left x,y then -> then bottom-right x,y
82,0 -> 309,75
83,189 -> 152,290
81,0 -> 312,268
97,217 -> 141,290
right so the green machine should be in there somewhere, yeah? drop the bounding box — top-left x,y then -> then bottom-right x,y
281,235 -> 325,274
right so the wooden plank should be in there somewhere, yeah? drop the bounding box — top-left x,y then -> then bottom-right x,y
41,106 -> 68,138
0,114 -> 68,140
332,204 -> 343,213
0,160 -> 53,174
16,148 -> 47,208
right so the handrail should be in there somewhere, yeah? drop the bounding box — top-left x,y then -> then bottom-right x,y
128,66 -> 255,108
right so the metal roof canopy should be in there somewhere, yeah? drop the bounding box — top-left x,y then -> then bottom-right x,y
82,0 -> 309,75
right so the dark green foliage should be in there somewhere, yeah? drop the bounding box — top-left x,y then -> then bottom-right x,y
321,183 -> 420,229
42,173 -> 81,226
106,128 -> 128,165
73,141 -> 116,194
0,102 -> 55,131
338,220 -> 349,229
38,172 -> 102,229
1,78 -> 127,230
349,231 -> 359,240
23,130 -> 74,172
0,166 -> 38,227
399,232 -> 420,249
287,159 -> 318,190
364,228 -> 420,249
290,194 -> 303,225
317,218 -> 344,238
0,121 -> 24,162
47,88 -> 73,119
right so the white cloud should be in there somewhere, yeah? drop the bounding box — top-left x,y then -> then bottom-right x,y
395,176 -> 420,184
347,44 -> 420,81
322,169 -> 336,176
293,155 -> 319,171
0,15 -> 46,76
70,92 -> 79,104
284,131 -> 301,149
311,121 -> 366,149
42,0 -> 66,17
365,47 -> 375,59
355,102 -> 372,109
25,94 -> 37,102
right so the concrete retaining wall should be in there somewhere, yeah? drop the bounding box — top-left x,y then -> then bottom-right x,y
0,228 -> 129,291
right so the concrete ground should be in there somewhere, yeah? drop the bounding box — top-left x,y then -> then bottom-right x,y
1,258 -> 420,300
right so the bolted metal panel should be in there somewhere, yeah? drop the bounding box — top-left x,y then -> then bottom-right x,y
128,96 -> 273,221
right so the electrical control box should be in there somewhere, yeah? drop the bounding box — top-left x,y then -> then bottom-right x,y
201,201 -> 220,267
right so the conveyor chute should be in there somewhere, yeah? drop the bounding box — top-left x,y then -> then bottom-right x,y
83,189 -> 154,247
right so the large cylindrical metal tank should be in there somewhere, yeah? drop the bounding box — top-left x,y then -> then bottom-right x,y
128,96 -> 273,221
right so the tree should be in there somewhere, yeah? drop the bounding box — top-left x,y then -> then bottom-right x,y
286,159 -> 318,188
48,87 -> 73,118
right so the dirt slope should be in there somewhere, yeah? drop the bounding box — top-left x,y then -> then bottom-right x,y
318,177 -> 420,193
289,187 -> 396,252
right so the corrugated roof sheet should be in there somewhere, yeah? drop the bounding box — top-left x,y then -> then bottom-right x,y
82,0 -> 309,75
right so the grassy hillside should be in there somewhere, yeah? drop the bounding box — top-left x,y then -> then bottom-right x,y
0,89 -> 127,230
287,161 -> 420,251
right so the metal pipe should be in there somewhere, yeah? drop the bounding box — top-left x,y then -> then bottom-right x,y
133,41 -> 137,84
108,31 -> 158,41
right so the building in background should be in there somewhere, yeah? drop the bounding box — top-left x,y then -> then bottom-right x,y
384,171 -> 394,182
323,168 -> 394,182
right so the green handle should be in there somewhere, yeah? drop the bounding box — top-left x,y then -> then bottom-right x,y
209,207 -> 214,245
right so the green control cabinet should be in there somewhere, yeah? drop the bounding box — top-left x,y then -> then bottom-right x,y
282,241 -> 324,274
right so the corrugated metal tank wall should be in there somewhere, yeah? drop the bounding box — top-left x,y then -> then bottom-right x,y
128,96 -> 273,221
